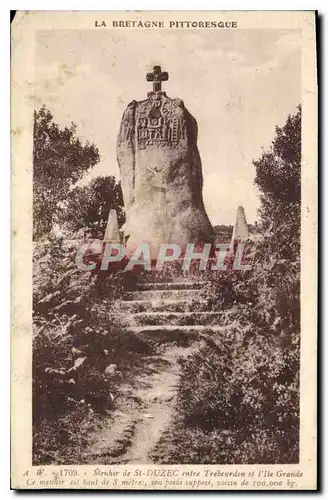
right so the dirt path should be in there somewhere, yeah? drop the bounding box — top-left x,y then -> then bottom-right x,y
82,342 -> 196,464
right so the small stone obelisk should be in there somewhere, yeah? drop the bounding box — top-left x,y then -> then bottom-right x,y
231,206 -> 249,246
103,209 -> 120,243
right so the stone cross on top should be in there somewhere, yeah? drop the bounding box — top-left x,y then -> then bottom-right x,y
146,65 -> 169,92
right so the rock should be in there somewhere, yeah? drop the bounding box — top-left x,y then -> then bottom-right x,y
67,356 -> 86,372
71,347 -> 83,356
117,72 -> 213,258
104,363 -> 117,376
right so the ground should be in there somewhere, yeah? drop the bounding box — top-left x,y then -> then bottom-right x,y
82,342 -> 196,464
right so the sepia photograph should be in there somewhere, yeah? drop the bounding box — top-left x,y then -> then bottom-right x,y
11,10 -> 317,490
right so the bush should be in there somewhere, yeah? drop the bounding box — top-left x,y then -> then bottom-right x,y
32,233 -> 153,464
175,323 -> 299,463
156,107 -> 301,465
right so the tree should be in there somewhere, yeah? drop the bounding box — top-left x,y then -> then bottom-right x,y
33,106 -> 100,239
253,105 -> 301,260
252,106 -> 301,334
56,176 -> 125,239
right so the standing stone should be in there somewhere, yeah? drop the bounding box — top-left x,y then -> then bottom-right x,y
117,66 -> 213,257
103,209 -> 120,243
231,206 -> 249,245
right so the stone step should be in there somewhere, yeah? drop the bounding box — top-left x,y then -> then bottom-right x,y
128,324 -> 227,332
123,289 -> 201,301
125,311 -> 223,326
126,324 -> 228,343
133,272 -> 210,284
117,299 -> 208,313
136,281 -> 206,291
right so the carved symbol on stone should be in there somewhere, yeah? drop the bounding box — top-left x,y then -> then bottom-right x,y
135,95 -> 185,148
149,117 -> 162,128
138,128 -> 149,140
138,117 -> 147,127
146,164 -> 162,176
154,129 -> 162,140
170,118 -> 179,143
162,99 -> 179,117
146,166 -> 156,175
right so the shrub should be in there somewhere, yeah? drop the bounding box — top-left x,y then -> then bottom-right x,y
32,233 -> 153,464
176,323 -> 299,460
159,107 -> 301,464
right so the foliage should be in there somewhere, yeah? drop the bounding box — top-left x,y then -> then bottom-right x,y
169,323 -> 299,464
32,104 -> 302,465
32,105 -> 152,464
33,106 -> 100,239
56,176 -> 125,239
33,234 -> 152,464
157,106 -> 301,464
253,105 -> 301,261
213,224 -> 233,244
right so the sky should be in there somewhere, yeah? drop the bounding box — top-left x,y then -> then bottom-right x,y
35,28 -> 301,225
